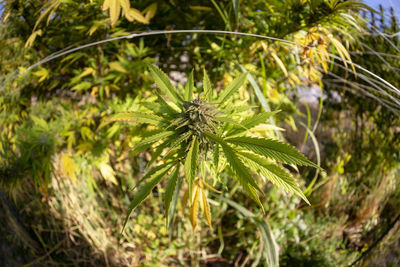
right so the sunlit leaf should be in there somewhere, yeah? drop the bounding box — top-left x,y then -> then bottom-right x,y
61,153 -> 77,184
226,136 -> 319,167
99,162 -> 118,185
148,64 -> 183,105
203,69 -> 213,101
189,184 -> 200,229
217,72 -> 248,104
109,61 -> 128,73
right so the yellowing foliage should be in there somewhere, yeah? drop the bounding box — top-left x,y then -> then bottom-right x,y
102,0 -> 156,25
61,153 -> 77,184
99,161 -> 118,185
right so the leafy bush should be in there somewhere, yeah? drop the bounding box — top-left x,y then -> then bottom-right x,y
105,65 -> 318,232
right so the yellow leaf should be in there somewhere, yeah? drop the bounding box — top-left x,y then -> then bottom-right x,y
189,185 -> 199,230
143,3 -> 157,21
200,185 -> 212,228
3,11 -> 10,22
99,162 -> 118,185
271,52 -> 288,77
91,86 -> 99,97
88,23 -> 100,36
32,68 -> 49,82
102,0 -> 110,11
119,0 -> 130,13
80,126 -> 94,141
253,124 -> 285,132
329,36 -> 356,74
76,142 -> 93,155
109,0 -> 121,25
61,153 -> 77,184
202,180 -> 221,193
126,8 -> 149,24
109,61 -> 128,73
25,30 -> 43,48
79,67 -> 96,78
33,0 -> 60,31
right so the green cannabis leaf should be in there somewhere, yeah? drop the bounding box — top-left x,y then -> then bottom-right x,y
105,64 -> 318,231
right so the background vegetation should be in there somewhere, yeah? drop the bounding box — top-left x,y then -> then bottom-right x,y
1,0 -> 399,266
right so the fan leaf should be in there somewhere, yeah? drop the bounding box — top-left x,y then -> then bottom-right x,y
200,185 -> 212,228
105,111 -> 167,126
226,136 -> 318,167
239,151 -> 310,205
227,111 -> 279,137
204,131 -> 264,208
148,64 -> 183,105
122,163 -> 173,232
217,72 -> 248,104
134,130 -> 175,151
203,69 -> 213,101
184,70 -> 194,101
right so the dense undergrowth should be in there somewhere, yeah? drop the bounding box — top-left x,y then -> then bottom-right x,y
1,0 -> 400,266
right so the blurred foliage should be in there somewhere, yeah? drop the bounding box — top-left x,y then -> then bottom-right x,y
319,4 -> 400,265
0,0 -> 398,266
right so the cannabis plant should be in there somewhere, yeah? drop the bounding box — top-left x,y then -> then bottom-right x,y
106,65 -> 318,230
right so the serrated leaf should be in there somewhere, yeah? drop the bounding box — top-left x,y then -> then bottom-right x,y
148,64 -> 183,105
184,70 -> 194,101
184,136 -> 199,201
122,163 -> 172,232
226,136 -> 318,168
165,164 -> 180,220
217,72 -> 247,104
134,130 -> 175,151
239,151 -> 310,205
203,69 -> 213,101
227,111 -> 280,137
146,136 -> 176,169
204,132 -> 262,192
165,131 -> 192,155
156,93 -> 181,114
134,162 -> 172,190
142,101 -> 175,115
204,132 -> 263,209
105,111 -> 167,126
215,116 -> 247,130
